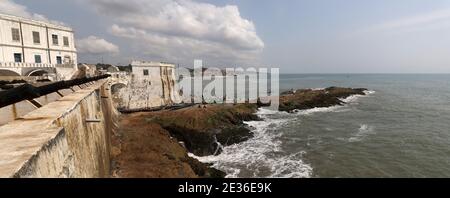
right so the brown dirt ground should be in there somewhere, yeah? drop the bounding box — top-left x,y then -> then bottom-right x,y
111,111 -> 199,178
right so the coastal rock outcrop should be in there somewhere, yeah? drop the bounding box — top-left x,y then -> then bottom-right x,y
147,104 -> 259,156
111,104 -> 259,178
279,87 -> 367,112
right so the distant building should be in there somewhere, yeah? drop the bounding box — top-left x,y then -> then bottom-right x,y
0,13 -> 77,80
76,64 -> 97,78
111,61 -> 181,109
106,65 -> 120,73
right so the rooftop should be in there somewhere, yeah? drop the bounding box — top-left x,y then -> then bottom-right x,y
131,61 -> 175,68
0,13 -> 73,32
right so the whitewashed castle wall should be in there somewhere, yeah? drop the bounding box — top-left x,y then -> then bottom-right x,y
113,62 -> 181,110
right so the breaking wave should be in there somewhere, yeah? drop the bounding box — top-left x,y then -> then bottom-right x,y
191,89 -> 375,178
191,109 -> 313,178
294,106 -> 343,115
348,124 -> 375,142
341,90 -> 376,104
293,90 -> 376,115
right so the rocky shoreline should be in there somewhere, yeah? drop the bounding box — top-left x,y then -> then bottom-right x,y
111,87 -> 367,178
279,87 -> 368,112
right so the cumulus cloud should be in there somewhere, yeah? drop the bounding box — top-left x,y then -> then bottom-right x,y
83,0 -> 264,66
0,0 -> 64,25
76,36 -> 120,54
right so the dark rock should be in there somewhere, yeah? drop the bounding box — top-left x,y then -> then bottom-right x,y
215,126 -> 254,147
162,125 -> 254,156
163,125 -> 218,156
279,87 -> 368,112
257,97 -> 271,108
147,104 -> 260,156
183,157 -> 226,178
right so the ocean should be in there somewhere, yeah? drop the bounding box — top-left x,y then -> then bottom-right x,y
194,74 -> 450,178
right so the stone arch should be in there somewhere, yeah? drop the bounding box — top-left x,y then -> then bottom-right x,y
0,69 -> 21,76
27,69 -> 48,77
111,83 -> 127,95
110,82 -> 128,109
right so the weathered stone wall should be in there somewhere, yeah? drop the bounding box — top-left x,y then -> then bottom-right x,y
0,80 -> 118,178
111,63 -> 181,110
55,66 -> 78,80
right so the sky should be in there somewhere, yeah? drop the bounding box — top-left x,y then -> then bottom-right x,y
1,0 -> 450,73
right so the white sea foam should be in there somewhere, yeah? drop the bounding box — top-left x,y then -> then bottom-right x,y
341,90 -> 376,104
341,95 -> 361,103
255,108 -> 289,116
294,106 -> 343,115
291,90 -> 376,116
191,108 -> 313,178
348,124 -> 375,142
268,152 -> 312,178
364,90 -> 376,95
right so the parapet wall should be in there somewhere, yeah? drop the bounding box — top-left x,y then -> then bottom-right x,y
0,80 -> 117,178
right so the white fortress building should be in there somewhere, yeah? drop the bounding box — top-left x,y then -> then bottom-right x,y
111,61 -> 182,109
0,13 -> 77,80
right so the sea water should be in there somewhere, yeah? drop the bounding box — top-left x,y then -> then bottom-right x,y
194,74 -> 450,178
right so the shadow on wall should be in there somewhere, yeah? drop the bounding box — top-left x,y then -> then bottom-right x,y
0,69 -> 21,76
